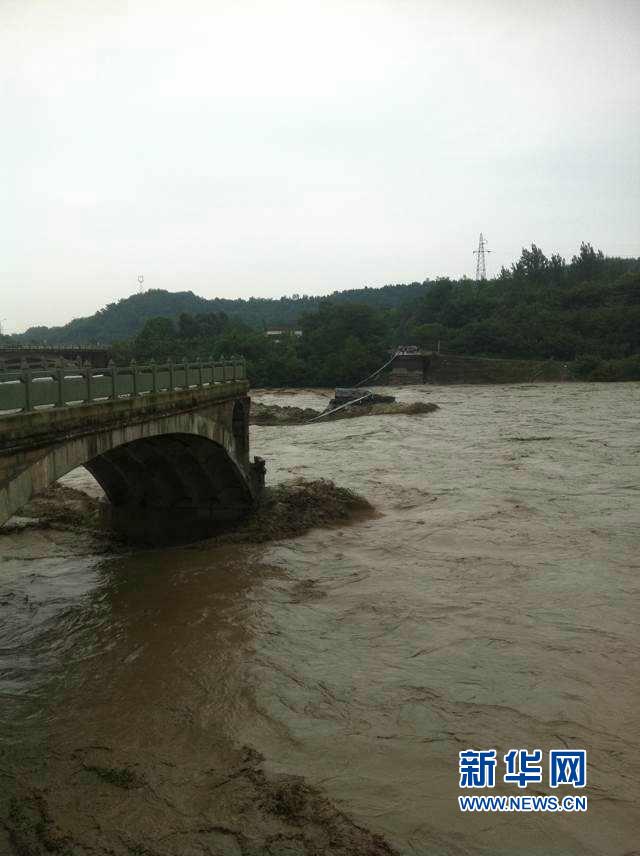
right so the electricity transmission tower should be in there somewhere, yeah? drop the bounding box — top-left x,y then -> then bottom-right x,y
473,233 -> 491,282
137,275 -> 144,293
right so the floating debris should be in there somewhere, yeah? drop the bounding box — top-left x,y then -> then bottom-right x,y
204,478 -> 375,545
2,479 -> 374,548
251,400 -> 439,425
251,401 -> 319,425
2,483 -> 108,532
333,400 -> 439,420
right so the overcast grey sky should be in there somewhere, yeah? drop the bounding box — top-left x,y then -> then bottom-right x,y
2,0 -> 638,332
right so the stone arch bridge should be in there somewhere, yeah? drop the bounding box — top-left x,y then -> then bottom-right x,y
0,360 -> 264,544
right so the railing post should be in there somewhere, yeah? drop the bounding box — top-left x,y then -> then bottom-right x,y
56,363 -> 65,408
151,360 -> 157,394
23,368 -> 33,412
232,355 -> 243,380
85,360 -> 93,403
198,363 -> 203,388
108,359 -> 117,400
131,359 -> 138,397
168,358 -> 174,392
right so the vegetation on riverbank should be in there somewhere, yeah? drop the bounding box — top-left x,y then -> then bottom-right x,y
8,242 -> 639,384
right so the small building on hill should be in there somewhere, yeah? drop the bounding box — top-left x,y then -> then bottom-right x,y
265,328 -> 302,339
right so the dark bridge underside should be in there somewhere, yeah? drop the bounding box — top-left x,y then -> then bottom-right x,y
85,433 -> 254,545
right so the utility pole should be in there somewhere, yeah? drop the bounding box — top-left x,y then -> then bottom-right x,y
138,275 -> 144,294
473,233 -> 491,282
0,318 -> 6,336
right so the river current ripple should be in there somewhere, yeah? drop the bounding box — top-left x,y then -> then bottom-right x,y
0,382 -> 638,855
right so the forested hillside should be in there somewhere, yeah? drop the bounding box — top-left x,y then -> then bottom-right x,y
11,243 -> 640,385
13,282 -> 431,346
398,243 -> 640,362
104,243 -> 640,386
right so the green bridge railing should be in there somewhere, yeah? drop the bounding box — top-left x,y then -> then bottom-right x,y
0,359 -> 247,415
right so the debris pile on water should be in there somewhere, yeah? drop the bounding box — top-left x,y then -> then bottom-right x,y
5,482 -> 107,532
211,478 -> 374,544
332,400 -> 439,420
1,479 -> 373,547
326,387 -> 396,410
251,400 -> 439,425
251,401 -> 320,425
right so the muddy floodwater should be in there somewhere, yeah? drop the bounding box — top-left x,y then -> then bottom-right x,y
1,382 -> 639,855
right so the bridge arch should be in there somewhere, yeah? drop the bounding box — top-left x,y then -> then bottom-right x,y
85,432 -> 254,544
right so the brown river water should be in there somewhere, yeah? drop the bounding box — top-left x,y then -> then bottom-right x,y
1,382 -> 639,855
